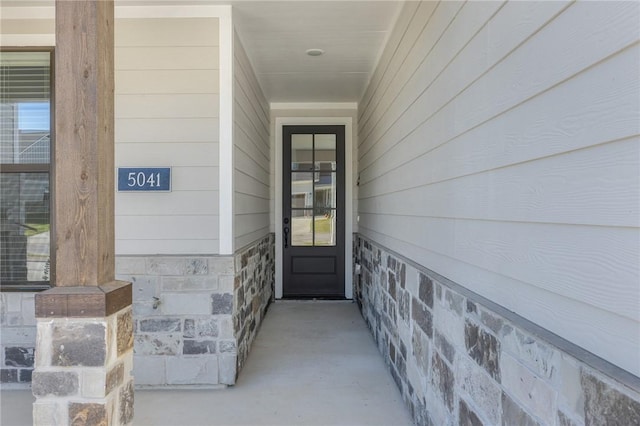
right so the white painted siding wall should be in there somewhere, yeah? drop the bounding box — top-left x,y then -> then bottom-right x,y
233,32 -> 270,250
358,1 -> 640,376
115,18 -> 221,255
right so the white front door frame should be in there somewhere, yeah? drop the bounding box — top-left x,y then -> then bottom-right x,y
275,116 -> 353,299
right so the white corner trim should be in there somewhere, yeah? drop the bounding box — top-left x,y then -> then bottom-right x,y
275,116 -> 354,300
270,102 -> 358,111
218,5 -> 234,255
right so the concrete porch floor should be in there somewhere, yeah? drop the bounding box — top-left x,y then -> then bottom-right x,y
1,301 -> 414,426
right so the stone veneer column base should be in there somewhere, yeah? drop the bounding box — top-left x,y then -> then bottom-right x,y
32,282 -> 134,426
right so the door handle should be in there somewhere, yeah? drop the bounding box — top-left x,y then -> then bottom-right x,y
283,226 -> 289,248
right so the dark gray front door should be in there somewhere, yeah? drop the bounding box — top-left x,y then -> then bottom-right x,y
283,125 -> 345,298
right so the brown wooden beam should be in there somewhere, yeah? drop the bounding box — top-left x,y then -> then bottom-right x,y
35,280 -> 132,318
54,0 -> 115,286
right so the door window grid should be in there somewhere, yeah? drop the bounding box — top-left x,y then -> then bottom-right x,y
290,133 -> 337,247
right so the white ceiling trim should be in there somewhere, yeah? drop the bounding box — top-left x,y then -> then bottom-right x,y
270,102 -> 357,110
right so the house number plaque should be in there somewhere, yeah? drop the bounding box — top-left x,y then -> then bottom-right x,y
117,167 -> 171,192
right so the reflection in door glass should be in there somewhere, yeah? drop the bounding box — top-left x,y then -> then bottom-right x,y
314,134 -> 336,164
314,172 -> 336,209
291,134 -> 313,171
291,172 -> 313,208
291,209 -> 313,246
289,133 -> 339,247
314,209 -> 336,246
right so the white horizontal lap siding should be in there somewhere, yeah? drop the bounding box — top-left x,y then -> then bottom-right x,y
233,31 -> 270,249
0,16 -> 54,45
115,17 -> 221,255
358,0 -> 640,375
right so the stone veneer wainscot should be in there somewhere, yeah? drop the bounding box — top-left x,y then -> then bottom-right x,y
354,234 -> 640,426
0,292 -> 36,387
116,233 -> 274,387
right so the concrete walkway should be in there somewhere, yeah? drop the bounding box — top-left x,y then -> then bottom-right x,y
1,301 -> 413,426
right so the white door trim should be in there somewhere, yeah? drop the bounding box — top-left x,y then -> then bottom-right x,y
275,117 -> 353,299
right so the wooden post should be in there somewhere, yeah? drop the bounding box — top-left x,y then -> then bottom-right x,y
53,0 -> 115,287
33,2 -> 134,424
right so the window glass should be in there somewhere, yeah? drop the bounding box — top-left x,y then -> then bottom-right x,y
0,50 -> 52,289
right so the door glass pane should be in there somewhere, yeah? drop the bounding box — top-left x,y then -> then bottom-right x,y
314,134 -> 336,166
314,209 -> 336,246
314,172 -> 336,209
291,172 -> 313,208
291,134 -> 313,171
291,209 -> 313,246
0,173 -> 50,282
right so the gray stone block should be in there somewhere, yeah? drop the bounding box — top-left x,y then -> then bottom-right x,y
434,331 -> 455,364
116,257 -> 146,275
183,318 -> 218,338
582,372 -> 640,426
465,321 -> 500,381
456,356 -> 502,425
19,368 -> 32,382
412,297 -> 432,338
161,293 -> 211,316
1,369 -> 17,383
130,275 -> 159,302
388,271 -> 397,300
219,340 -> 237,354
558,355 -> 585,421
52,323 -> 106,367
479,310 -> 504,335
162,276 -> 218,292
212,293 -> 233,315
139,318 -> 181,333
133,356 -> 165,385
501,392 -> 540,426
1,326 -> 37,345
209,258 -> 234,274
147,257 -> 186,275
32,371 -> 78,397
166,356 -> 219,385
500,352 -> 556,425
418,273 -> 434,308
134,334 -> 180,356
501,327 -> 558,381
5,347 -> 34,367
21,295 -> 36,326
431,351 -> 454,412
459,399 -> 484,426
186,258 -> 208,275
444,289 -> 463,316
183,340 -> 216,355
557,410 -> 579,426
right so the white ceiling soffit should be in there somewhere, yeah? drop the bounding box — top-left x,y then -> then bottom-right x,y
1,0 -> 403,104
231,1 -> 403,103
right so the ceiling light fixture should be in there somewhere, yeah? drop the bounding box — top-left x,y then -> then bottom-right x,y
306,48 -> 325,57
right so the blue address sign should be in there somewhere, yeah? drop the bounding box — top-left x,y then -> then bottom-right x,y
117,167 -> 171,191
